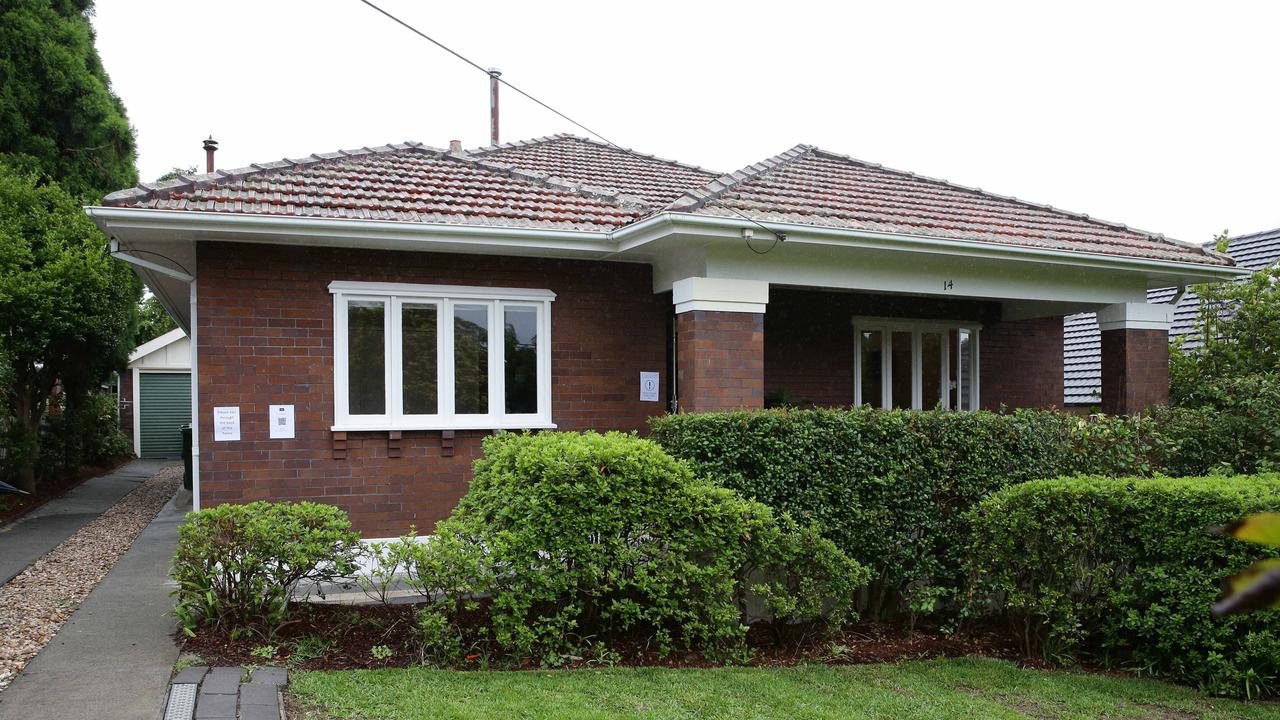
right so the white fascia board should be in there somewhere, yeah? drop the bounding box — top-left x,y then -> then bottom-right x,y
671,277 -> 769,314
614,213 -> 1246,284
128,327 -> 188,364
86,207 -> 617,258
1097,302 -> 1174,331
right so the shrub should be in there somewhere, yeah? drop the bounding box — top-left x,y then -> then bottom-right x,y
650,408 -> 1172,620
402,431 -> 867,665
171,501 -> 361,639
1152,374 -> 1280,476
965,474 -> 1280,698
38,392 -> 132,477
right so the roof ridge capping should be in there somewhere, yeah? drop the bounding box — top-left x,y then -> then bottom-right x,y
451,152 -> 648,210
470,133 -> 721,177
804,146 -> 1233,266
101,142 -> 449,206
665,144 -> 816,213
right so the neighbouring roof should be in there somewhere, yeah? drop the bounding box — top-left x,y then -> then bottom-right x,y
472,134 -> 719,206
669,145 -> 1232,267
1063,227 -> 1280,405
102,135 -> 1232,268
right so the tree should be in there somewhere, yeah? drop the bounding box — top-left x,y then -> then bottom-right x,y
0,166 -> 141,491
137,293 -> 177,343
1170,260 -> 1280,407
0,0 -> 137,200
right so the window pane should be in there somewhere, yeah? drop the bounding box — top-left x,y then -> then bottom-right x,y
859,330 -> 882,408
454,304 -> 489,414
921,332 -> 942,410
958,329 -> 973,411
891,331 -> 913,410
504,306 -> 538,414
347,300 -> 385,415
402,304 -> 438,415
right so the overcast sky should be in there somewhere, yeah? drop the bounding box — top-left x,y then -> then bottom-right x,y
91,0 -> 1277,244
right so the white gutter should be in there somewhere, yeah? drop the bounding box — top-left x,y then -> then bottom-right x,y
619,213 -> 1246,282
86,206 -> 1243,282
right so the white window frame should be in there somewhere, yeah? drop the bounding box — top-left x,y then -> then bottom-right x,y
331,281 -> 555,431
852,317 -> 981,411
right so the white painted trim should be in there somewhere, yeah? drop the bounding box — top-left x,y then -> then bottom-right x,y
1097,302 -> 1174,331
853,319 -> 982,411
128,328 -> 187,364
131,366 -> 141,456
332,281 -> 555,431
189,282 -> 200,511
671,277 -> 769,315
328,281 -> 556,302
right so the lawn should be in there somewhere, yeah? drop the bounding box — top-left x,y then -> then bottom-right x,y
288,657 -> 1280,720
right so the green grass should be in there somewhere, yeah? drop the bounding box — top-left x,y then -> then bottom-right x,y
289,657 -> 1280,720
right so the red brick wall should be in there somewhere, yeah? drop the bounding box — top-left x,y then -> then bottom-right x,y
764,289 -> 1000,408
195,242 -> 669,536
1100,328 -> 1169,415
979,316 -> 1065,410
676,310 -> 764,412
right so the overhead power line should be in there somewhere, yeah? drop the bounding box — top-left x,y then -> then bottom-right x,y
354,0 -> 787,250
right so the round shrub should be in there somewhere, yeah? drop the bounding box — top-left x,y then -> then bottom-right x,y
171,501 -> 361,639
407,431 -> 867,665
965,474 -> 1280,698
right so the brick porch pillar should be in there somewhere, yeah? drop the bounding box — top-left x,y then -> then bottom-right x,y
1098,302 -> 1173,415
673,278 -> 768,412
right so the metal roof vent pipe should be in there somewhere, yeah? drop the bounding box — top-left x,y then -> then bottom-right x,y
202,136 -> 218,173
488,68 -> 502,146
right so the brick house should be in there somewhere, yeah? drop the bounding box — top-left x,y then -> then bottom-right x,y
88,135 -> 1238,536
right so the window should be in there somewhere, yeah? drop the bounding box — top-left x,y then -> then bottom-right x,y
331,281 -> 555,430
853,318 -> 980,410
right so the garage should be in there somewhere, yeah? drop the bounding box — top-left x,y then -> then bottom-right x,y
121,329 -> 191,459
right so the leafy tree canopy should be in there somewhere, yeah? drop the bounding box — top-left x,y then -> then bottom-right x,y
1171,242 -> 1280,407
0,165 -> 141,489
137,293 -> 177,343
0,0 -> 137,200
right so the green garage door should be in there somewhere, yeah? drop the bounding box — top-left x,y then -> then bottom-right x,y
138,372 -> 191,459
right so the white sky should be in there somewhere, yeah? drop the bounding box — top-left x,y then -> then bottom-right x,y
91,0 -> 1277,244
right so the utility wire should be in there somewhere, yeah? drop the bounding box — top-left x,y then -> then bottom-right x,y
355,0 -> 786,250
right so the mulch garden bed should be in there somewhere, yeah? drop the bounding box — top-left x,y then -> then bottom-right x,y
181,600 -> 1027,672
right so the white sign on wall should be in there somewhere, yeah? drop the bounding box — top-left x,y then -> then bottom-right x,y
269,405 -> 296,439
213,406 -> 240,442
640,372 -> 660,402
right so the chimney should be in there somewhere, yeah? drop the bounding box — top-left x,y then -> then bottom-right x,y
488,68 -> 502,146
448,139 -> 463,154
202,136 -> 218,173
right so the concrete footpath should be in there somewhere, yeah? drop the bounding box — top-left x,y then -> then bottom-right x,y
0,484 -> 190,720
0,459 -> 170,585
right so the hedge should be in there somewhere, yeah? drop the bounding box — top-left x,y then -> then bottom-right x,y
965,475 -> 1280,698
648,406 -> 1251,620
396,431 -> 868,666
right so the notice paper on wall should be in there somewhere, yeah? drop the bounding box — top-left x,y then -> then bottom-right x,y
269,404 -> 295,439
213,406 -> 240,442
640,372 -> 660,402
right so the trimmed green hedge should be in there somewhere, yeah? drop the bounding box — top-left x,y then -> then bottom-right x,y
649,408 -> 1165,619
965,475 -> 1280,698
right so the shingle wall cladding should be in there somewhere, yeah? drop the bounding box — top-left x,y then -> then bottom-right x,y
195,242 -> 668,536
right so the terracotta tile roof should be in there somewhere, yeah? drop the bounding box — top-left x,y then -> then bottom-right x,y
471,134 -> 719,206
102,143 -> 647,232
668,145 -> 1233,267
1064,228 -> 1280,404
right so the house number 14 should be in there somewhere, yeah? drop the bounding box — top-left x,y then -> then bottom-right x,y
942,280 -> 954,290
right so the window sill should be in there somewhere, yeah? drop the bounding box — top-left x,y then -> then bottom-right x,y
331,421 -> 558,433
